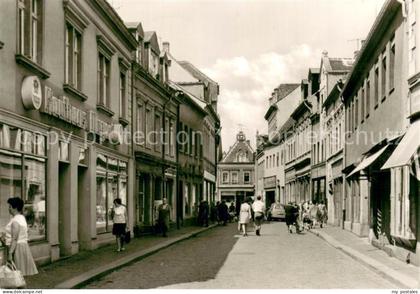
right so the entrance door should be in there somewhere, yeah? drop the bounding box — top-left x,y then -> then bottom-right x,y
333,178 -> 343,226
371,171 -> 391,241
58,162 -> 70,257
265,190 -> 275,208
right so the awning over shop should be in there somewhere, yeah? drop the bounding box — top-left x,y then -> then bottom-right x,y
347,145 -> 389,178
381,120 -> 420,170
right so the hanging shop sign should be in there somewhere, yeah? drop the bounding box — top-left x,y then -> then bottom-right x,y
21,76 -> 42,110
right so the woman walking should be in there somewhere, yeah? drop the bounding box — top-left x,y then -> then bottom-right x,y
1,197 -> 38,276
111,198 -> 128,252
158,198 -> 171,237
238,198 -> 252,236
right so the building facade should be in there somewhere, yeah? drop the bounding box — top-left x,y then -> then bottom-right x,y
176,60 -> 221,206
217,131 -> 255,210
318,53 -> 353,225
0,0 -> 136,262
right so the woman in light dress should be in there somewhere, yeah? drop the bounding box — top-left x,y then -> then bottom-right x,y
111,198 -> 128,252
1,197 -> 38,276
238,198 -> 252,237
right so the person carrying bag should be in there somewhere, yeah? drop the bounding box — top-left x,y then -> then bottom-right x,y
0,260 -> 26,288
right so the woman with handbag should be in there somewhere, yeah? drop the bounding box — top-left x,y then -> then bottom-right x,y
111,198 -> 128,252
1,197 -> 38,276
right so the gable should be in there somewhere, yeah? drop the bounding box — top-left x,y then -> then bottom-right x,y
222,140 -> 254,163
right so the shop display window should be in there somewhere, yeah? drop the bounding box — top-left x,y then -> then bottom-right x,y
96,154 -> 128,234
0,124 -> 46,243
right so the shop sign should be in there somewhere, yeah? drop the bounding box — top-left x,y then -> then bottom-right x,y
42,86 -> 87,129
42,86 -> 120,140
263,176 -> 276,189
21,76 -> 42,110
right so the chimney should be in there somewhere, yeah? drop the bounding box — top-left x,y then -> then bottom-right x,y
162,42 -> 170,54
354,50 -> 360,59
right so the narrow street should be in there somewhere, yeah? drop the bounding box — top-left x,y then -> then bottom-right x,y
85,223 -> 399,289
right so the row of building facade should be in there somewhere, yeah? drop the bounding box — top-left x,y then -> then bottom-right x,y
0,0 -> 221,264
256,0 -> 420,266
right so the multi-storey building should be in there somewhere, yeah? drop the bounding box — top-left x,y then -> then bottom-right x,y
217,131 -> 255,209
0,0 -> 136,262
342,0 -> 420,265
284,80 -> 312,204
164,47 -> 207,225
260,84 -> 301,206
318,53 -> 353,225
126,25 -> 179,233
176,60 -> 221,205
323,80 -> 347,226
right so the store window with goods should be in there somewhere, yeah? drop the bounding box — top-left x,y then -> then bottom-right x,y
0,123 -> 46,242
96,154 -> 128,234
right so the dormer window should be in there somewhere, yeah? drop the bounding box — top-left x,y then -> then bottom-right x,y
135,31 -> 143,65
149,51 -> 159,77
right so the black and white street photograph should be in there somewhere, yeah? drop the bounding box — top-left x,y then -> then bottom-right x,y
0,0 -> 419,291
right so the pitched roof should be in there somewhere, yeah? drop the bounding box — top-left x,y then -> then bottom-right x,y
323,57 -> 354,73
178,61 -> 218,86
221,132 -> 255,163
275,83 -> 300,102
144,31 -> 160,54
144,31 -> 154,42
125,21 -> 145,38
167,80 -> 207,112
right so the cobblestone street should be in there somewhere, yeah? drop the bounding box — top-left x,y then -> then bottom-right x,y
85,223 -> 400,289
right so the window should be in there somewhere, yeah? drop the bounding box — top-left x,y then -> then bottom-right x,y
97,53 -> 110,107
170,119 -> 175,157
65,24 -> 82,89
18,0 -> 42,64
232,172 -> 238,184
146,107 -> 153,149
361,87 -> 365,121
149,51 -> 159,77
374,66 -> 379,107
135,32 -> 143,65
382,54 -> 387,100
0,124 -> 46,243
277,152 -> 279,167
366,79 -> 371,118
390,167 -> 416,240
266,157 -> 268,168
244,172 -> 250,183
154,113 -> 161,152
96,155 -> 128,234
136,103 -> 144,146
119,71 -> 126,118
389,39 -> 395,90
355,98 -> 359,130
222,172 -> 229,184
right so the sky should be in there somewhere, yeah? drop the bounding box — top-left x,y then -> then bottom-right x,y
112,0 -> 386,151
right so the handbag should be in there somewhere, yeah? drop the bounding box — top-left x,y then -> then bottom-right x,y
0,261 -> 26,289
124,230 -> 131,244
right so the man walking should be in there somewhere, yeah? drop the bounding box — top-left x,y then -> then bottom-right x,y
252,196 -> 265,236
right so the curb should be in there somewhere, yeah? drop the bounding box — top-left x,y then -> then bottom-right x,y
309,229 -> 419,289
55,225 -> 218,289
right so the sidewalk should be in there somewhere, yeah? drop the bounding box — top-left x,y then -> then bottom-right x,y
25,225 -> 217,289
309,226 -> 419,289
